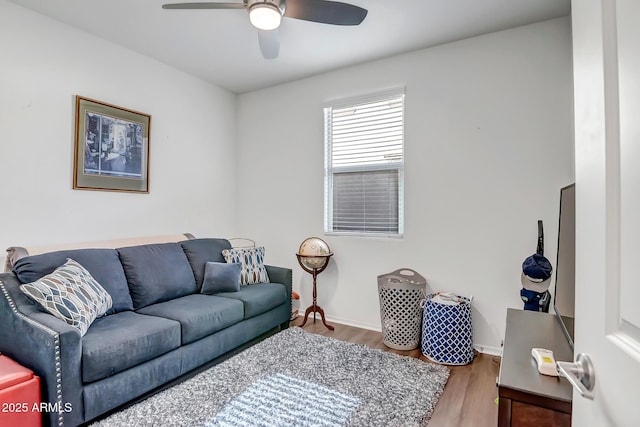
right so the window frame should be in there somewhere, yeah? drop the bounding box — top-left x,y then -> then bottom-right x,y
323,89 -> 405,238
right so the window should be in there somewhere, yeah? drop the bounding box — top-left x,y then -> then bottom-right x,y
324,90 -> 404,236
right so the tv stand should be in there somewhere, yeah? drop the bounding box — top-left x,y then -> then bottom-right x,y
497,308 -> 573,426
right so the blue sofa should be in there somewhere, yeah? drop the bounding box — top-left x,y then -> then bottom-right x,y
0,238 -> 292,426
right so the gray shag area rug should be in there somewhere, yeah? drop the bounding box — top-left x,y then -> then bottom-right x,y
91,327 -> 449,426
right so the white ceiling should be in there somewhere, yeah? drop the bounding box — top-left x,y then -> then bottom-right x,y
9,0 -> 570,94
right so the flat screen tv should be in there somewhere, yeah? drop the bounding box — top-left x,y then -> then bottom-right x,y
553,183 -> 576,350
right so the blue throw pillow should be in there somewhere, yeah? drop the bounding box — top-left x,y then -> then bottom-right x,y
201,262 -> 241,294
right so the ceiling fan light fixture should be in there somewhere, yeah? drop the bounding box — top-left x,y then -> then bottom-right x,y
249,3 -> 282,31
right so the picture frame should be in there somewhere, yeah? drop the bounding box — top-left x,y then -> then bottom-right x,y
73,96 -> 150,193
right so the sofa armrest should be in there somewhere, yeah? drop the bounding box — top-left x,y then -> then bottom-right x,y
0,272 -> 84,427
265,265 -> 292,328
265,265 -> 292,297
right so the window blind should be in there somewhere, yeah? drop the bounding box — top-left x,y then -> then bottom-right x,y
324,91 -> 404,236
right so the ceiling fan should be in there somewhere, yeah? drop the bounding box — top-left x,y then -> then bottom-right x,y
162,0 -> 368,59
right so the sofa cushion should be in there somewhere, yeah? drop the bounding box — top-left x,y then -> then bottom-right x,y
117,243 -> 197,309
137,294 -> 244,345
215,282 -> 287,319
82,311 -> 181,384
180,238 -> 232,290
12,248 -> 133,314
202,262 -> 241,294
20,259 -> 112,336
221,247 -> 270,285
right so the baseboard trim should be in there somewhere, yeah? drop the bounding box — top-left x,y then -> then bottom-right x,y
294,309 -> 381,332
295,310 -> 502,357
473,345 -> 502,357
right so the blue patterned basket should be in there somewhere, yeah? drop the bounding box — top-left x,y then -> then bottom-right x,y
421,293 -> 474,365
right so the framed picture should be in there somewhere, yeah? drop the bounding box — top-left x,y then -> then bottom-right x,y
73,96 -> 150,193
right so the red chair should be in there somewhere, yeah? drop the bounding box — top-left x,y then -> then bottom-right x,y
291,291 -> 300,320
0,355 -> 41,426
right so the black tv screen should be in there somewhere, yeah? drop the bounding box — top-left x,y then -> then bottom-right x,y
553,183 -> 576,349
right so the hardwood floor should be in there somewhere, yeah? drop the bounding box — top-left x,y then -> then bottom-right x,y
295,318 -> 500,427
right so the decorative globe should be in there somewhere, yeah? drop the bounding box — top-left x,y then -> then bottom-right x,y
298,237 -> 332,270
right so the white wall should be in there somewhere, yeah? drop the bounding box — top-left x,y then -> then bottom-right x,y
236,17 -> 574,351
0,1 -> 237,262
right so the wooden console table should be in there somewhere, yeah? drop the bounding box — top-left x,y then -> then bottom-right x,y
497,308 -> 573,427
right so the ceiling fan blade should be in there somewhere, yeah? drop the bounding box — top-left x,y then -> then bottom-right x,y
258,29 -> 280,59
162,2 -> 245,10
284,0 -> 367,26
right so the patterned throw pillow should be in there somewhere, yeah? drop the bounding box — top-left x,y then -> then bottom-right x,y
221,247 -> 270,285
19,258 -> 113,336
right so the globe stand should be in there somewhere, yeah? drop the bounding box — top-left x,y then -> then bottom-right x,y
296,253 -> 334,331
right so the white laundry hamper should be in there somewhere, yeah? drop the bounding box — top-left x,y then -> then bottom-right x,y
377,269 -> 427,350
421,292 -> 474,365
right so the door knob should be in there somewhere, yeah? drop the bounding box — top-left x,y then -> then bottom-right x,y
556,353 -> 595,400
